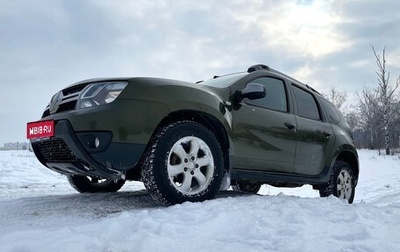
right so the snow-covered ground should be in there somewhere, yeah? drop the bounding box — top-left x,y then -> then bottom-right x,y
0,150 -> 399,251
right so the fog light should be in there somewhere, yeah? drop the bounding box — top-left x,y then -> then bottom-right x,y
95,137 -> 100,148
77,132 -> 112,152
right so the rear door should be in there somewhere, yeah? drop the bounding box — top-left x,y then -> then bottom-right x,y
232,76 -> 297,173
291,84 -> 336,175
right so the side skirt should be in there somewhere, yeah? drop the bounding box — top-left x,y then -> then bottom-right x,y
231,168 -> 331,187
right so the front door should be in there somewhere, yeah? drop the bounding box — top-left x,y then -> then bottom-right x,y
232,77 -> 297,173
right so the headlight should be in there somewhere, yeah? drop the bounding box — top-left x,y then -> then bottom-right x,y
76,81 -> 128,109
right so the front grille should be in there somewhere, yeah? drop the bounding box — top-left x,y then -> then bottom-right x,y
56,100 -> 77,113
39,139 -> 79,163
63,84 -> 86,96
42,84 -> 87,118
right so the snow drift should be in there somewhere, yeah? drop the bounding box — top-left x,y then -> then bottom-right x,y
0,150 -> 399,251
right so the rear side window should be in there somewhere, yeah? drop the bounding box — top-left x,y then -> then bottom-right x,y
246,77 -> 287,112
292,85 -> 321,120
319,98 -> 341,124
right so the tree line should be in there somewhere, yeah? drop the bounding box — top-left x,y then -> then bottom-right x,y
325,46 -> 400,155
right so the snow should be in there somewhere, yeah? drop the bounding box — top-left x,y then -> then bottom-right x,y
0,150 -> 399,251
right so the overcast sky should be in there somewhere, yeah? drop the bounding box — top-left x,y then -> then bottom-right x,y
1,0 -> 399,145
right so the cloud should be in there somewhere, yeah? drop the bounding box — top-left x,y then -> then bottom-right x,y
0,0 -> 399,144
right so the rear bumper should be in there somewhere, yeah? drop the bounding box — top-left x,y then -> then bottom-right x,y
31,120 -> 146,180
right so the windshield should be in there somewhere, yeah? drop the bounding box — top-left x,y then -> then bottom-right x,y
200,73 -> 247,88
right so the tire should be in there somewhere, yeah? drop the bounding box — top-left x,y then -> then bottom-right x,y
67,175 -> 125,193
141,121 -> 224,204
319,161 -> 355,203
232,181 -> 262,194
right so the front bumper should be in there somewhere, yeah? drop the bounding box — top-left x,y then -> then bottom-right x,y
31,120 -> 146,180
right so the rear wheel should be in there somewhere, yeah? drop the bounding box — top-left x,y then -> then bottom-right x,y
141,121 -> 224,204
232,181 -> 262,194
319,161 -> 355,203
67,175 -> 125,193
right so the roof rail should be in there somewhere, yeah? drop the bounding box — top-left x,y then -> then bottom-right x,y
247,64 -> 270,73
305,84 -> 321,94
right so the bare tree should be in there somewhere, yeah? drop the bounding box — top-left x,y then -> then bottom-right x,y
393,101 -> 400,151
371,45 -> 400,155
357,86 -> 381,149
345,111 -> 360,131
325,87 -> 347,110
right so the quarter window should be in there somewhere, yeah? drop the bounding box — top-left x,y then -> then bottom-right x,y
246,77 -> 287,112
319,98 -> 341,124
292,85 -> 321,120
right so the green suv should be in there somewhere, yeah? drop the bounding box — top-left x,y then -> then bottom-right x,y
27,64 -> 359,204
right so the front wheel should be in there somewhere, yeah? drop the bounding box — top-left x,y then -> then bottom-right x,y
319,161 -> 355,203
141,121 -> 224,204
67,175 -> 125,193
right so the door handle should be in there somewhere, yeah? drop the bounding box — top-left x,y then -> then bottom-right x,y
317,130 -> 332,137
284,122 -> 296,131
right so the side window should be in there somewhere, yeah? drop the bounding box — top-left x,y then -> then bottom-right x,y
246,77 -> 287,112
292,85 -> 321,120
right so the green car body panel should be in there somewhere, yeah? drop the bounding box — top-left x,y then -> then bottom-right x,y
29,64 -> 359,202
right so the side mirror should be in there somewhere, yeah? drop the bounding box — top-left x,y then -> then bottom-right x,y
234,83 -> 266,102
